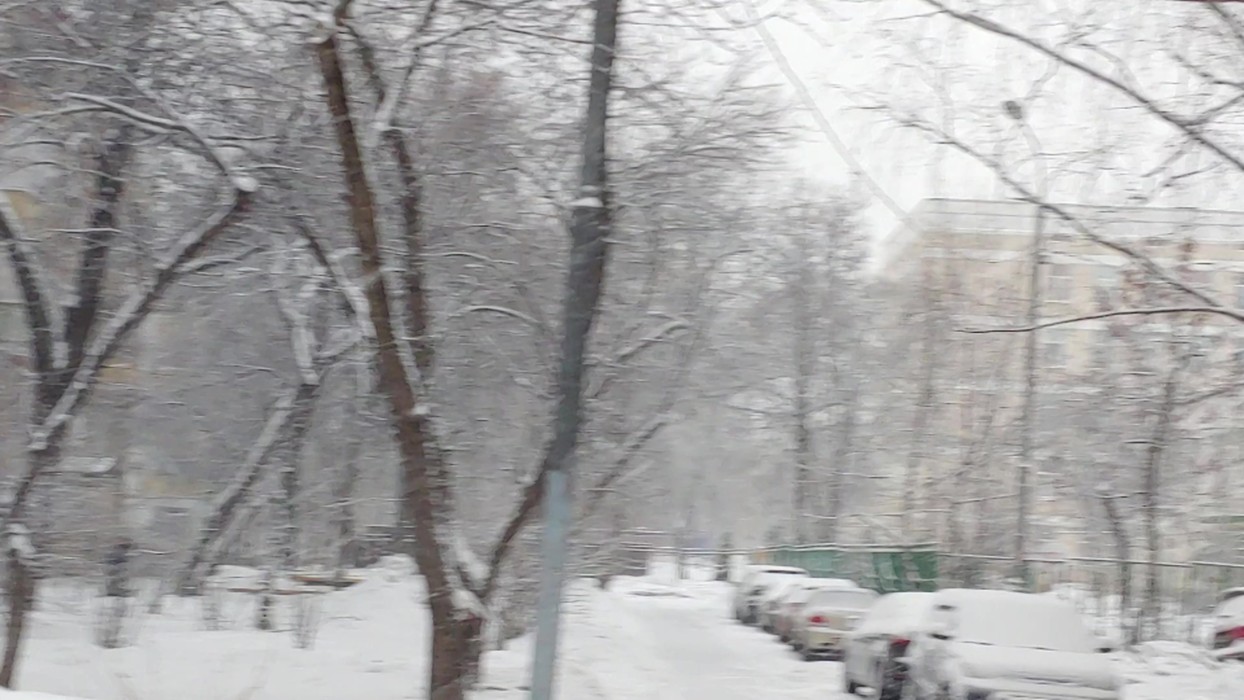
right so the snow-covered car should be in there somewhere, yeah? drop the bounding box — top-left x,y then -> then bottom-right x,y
731,565 -> 808,624
842,591 -> 934,699
1211,587 -> 1244,661
758,579 -> 804,632
788,586 -> 879,661
774,578 -> 860,641
899,588 -> 1121,700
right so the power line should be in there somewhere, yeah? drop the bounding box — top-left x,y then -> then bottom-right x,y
742,0 -> 913,227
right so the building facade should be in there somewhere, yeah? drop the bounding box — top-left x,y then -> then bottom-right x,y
876,198 -> 1244,562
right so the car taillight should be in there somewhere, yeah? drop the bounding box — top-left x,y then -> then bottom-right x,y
891,636 -> 910,652
1213,626 -> 1244,650
809,615 -> 825,624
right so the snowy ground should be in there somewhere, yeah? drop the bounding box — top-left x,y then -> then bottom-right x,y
7,561 -> 1244,700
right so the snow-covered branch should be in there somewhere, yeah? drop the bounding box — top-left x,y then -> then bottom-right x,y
917,0 -> 1244,173
6,178 -> 256,527
0,193 -> 64,379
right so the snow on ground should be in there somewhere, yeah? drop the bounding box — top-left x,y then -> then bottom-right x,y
605,576 -> 841,700
8,562 -> 1244,700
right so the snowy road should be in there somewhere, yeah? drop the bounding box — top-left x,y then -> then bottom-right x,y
601,579 -> 847,700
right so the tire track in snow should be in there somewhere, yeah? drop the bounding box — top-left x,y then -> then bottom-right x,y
603,582 -> 852,700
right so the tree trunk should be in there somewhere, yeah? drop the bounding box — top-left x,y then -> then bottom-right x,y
904,285 -> 936,539
825,381 -> 857,544
0,543 -> 33,688
1099,489 -> 1133,644
176,379 -> 323,594
314,12 -> 466,699
1015,205 -> 1046,585
790,243 -> 815,544
334,424 -> 362,574
1140,357 -> 1182,640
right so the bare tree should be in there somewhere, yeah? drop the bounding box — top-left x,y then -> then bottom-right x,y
0,2 -> 262,677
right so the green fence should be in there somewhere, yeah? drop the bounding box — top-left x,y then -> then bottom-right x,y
751,543 -> 940,593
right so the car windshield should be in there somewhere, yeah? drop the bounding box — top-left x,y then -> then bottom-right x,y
856,593 -> 933,634
953,597 -> 1098,653
809,589 -> 876,610
787,587 -> 819,605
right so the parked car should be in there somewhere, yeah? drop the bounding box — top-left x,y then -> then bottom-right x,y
758,579 -> 804,632
774,578 -> 859,641
842,591 -> 934,699
1211,587 -> 1244,661
788,586 -> 879,661
899,588 -> 1120,700
731,565 -> 808,624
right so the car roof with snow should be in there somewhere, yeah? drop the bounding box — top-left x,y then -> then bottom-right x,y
805,577 -> 857,588
1218,587 -> 1244,603
931,587 -> 1048,606
927,588 -> 1100,653
852,591 -> 934,636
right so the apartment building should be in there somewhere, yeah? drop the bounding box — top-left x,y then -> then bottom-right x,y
875,198 -> 1244,560
882,198 -> 1244,373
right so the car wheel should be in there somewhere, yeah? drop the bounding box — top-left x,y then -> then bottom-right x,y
843,672 -> 859,695
877,662 -> 898,700
800,645 -> 815,662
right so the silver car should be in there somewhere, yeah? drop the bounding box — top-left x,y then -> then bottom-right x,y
789,587 -> 879,661
731,565 -> 808,624
842,591 -> 934,699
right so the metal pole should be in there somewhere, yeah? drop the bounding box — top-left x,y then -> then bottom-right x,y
529,468 -> 571,700
1005,100 -> 1048,589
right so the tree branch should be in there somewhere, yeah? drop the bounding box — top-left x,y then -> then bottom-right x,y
876,107 -> 1226,309
7,182 -> 256,526
0,193 -> 61,386
960,306 -> 1244,334
918,0 -> 1244,173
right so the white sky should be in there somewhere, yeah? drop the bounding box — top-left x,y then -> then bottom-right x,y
744,0 -> 1240,257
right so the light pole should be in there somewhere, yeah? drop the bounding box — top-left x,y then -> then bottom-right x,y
1003,99 -> 1048,588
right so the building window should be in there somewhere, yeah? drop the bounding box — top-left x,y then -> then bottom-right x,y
1094,266 -> 1118,308
1096,266 -> 1118,291
1046,264 -> 1073,303
1041,330 -> 1068,368
1186,336 -> 1212,374
1091,330 -> 1112,371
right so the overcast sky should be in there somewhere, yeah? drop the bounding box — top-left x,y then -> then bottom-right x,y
746,0 -> 1238,257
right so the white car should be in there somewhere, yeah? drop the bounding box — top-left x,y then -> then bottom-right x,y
842,591 -> 934,699
900,588 -> 1120,700
731,565 -> 808,624
1211,587 -> 1244,661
